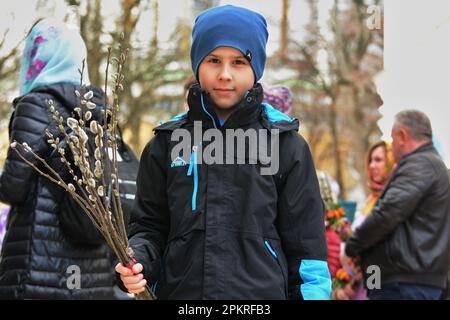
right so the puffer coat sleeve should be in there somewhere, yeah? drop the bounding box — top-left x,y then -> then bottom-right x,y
0,94 -> 52,204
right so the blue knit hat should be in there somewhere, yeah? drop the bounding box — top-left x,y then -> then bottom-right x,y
190,5 -> 268,82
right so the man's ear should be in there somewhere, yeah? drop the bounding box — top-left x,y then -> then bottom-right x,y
399,127 -> 409,143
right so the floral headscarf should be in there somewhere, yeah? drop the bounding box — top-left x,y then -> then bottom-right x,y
19,18 -> 90,96
363,141 -> 396,216
262,83 -> 293,115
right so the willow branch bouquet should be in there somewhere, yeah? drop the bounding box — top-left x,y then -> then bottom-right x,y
10,34 -> 156,300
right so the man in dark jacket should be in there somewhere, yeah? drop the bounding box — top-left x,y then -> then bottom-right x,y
345,109 -> 450,300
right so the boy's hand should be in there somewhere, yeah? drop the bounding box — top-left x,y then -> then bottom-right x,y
115,262 -> 147,294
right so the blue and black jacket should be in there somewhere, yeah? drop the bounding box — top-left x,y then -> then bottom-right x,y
125,83 -> 331,299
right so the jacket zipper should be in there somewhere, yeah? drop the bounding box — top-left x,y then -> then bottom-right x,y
187,145 -> 198,212
264,240 -> 278,259
265,239 -> 288,297
200,92 -> 217,129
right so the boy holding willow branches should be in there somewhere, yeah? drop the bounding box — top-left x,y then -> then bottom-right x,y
116,5 -> 331,300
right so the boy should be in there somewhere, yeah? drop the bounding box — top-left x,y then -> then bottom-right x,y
116,5 -> 331,300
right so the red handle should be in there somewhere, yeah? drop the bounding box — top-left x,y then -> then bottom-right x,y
126,259 -> 137,271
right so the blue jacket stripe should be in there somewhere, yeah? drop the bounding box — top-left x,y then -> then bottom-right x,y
264,240 -> 278,259
299,260 -> 332,300
187,146 -> 198,211
262,102 -> 295,123
200,92 -> 217,129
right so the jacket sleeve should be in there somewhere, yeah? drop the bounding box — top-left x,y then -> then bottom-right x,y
0,95 -> 52,204
345,155 -> 436,257
120,133 -> 170,289
277,132 -> 331,300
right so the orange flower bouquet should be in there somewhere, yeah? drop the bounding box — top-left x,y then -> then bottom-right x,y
331,267 -> 355,299
325,206 -> 346,229
317,171 -> 352,241
333,268 -> 352,287
325,205 -> 352,241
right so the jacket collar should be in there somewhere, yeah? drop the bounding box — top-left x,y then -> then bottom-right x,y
401,142 -> 435,160
394,142 -> 436,171
187,83 -> 264,129
155,83 -> 300,134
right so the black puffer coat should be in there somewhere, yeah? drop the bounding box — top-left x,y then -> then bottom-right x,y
0,83 -> 115,299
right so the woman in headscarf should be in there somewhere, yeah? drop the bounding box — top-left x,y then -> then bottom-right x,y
357,140 -> 396,226
261,83 -> 293,115
0,18 -> 116,299
335,140 -> 396,300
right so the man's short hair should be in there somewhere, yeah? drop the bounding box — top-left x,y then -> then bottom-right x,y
394,109 -> 432,141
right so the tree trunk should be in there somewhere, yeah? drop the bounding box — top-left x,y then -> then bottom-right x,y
151,0 -> 159,50
88,0 -> 103,86
329,99 -> 346,199
280,0 -> 289,61
79,0 -> 90,45
130,115 -> 141,154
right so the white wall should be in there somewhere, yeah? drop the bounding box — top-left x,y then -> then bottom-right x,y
378,0 -> 450,167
